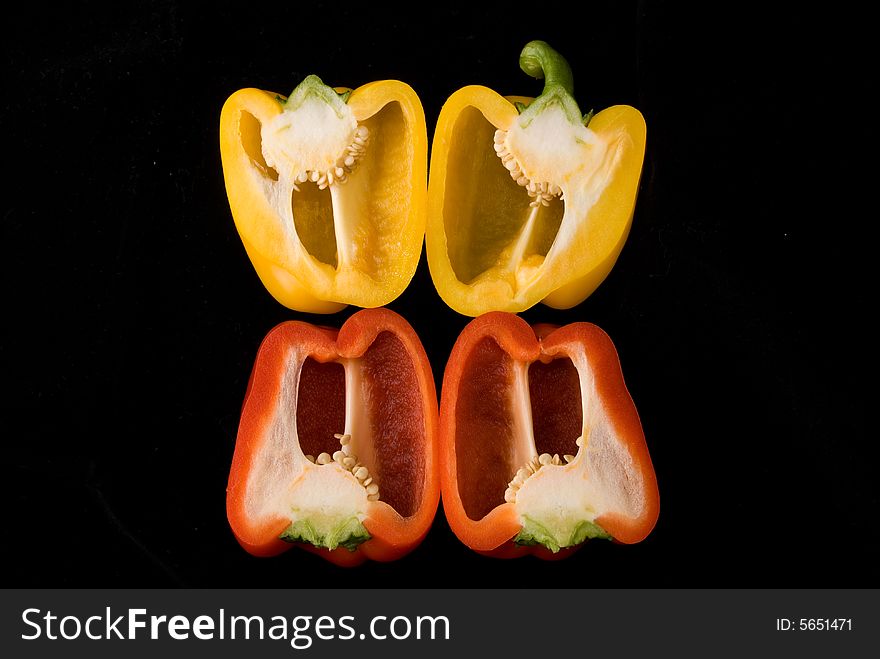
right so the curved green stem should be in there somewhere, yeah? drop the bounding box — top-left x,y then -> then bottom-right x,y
516,41 -> 584,127
519,40 -> 575,98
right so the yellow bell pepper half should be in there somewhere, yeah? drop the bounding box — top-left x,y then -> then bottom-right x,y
426,41 -> 646,316
220,76 -> 427,313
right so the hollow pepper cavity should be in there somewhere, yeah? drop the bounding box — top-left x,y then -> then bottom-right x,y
439,312 -> 658,558
220,75 -> 427,313
227,308 -> 439,566
427,41 -> 646,316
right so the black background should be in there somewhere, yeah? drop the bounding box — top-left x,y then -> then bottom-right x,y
4,1 -> 877,587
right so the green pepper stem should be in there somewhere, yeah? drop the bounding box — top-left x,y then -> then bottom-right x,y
516,41 -> 583,127
519,40 -> 575,98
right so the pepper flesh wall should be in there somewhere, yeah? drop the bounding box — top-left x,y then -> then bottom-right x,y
427,41 -> 646,316
226,308 -> 439,566
439,312 -> 659,558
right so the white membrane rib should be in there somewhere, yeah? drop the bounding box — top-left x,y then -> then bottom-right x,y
245,349 -> 307,520
572,349 -> 643,519
510,360 -> 537,478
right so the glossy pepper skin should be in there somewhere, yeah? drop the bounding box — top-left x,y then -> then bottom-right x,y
227,308 -> 439,566
220,77 -> 427,313
439,312 -> 658,558
426,41 -> 646,316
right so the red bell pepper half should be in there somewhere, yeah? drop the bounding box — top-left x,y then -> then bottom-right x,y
440,312 -> 659,558
227,308 -> 439,566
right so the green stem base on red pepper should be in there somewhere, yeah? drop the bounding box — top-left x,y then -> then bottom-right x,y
513,516 -> 611,554
280,516 -> 371,553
